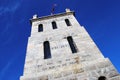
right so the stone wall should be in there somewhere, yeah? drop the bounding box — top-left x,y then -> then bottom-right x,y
20,11 -> 120,80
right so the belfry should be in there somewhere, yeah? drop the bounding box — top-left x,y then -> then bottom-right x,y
20,9 -> 120,80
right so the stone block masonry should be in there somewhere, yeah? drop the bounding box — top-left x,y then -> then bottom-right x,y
20,9 -> 120,80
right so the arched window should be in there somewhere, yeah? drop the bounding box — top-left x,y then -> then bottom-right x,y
43,41 -> 51,59
65,19 -> 71,26
67,36 -> 77,53
38,24 -> 43,32
52,21 -> 57,29
98,76 -> 107,80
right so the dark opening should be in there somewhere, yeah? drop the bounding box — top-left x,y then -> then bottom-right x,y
67,36 -> 77,53
44,41 -> 51,59
52,21 -> 57,29
65,19 -> 71,26
38,24 -> 43,32
98,76 -> 106,80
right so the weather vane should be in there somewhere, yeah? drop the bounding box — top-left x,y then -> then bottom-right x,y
51,4 -> 57,15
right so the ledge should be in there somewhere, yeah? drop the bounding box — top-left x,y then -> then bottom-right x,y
30,11 -> 75,24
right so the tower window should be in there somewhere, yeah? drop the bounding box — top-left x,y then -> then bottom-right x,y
52,21 -> 57,29
67,36 -> 77,53
43,41 -> 51,59
38,24 -> 43,32
65,19 -> 71,26
98,76 -> 107,80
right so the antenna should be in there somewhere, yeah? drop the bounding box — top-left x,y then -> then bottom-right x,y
51,4 -> 57,15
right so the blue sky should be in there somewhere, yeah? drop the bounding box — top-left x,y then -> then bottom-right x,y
0,0 -> 120,80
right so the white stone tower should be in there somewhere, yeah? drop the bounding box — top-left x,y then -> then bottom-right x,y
20,9 -> 120,80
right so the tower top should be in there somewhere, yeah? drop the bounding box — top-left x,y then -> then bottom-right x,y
30,8 -> 74,24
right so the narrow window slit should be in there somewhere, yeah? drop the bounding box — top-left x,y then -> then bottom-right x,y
38,24 -> 43,32
52,21 -> 57,29
67,36 -> 77,53
44,41 -> 51,59
65,19 -> 71,26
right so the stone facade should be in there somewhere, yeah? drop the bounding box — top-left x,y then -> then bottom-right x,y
20,9 -> 120,80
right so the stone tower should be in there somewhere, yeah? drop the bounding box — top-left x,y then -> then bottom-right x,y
20,9 -> 120,80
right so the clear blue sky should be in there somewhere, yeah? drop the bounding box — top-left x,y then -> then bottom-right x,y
0,0 -> 120,80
